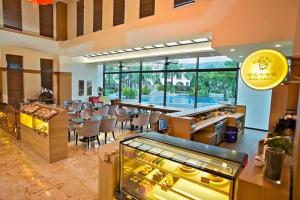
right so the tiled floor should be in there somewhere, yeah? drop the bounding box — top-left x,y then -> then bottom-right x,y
0,126 -> 265,199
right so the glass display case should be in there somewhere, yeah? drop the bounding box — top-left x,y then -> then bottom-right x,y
120,132 -> 248,200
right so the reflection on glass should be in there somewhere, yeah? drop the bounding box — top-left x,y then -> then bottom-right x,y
166,72 -> 196,108
168,57 -> 197,70
142,60 -> 165,71
199,56 -> 237,69
141,72 -> 164,106
104,74 -> 119,100
122,73 -> 139,103
198,71 -> 237,107
122,62 -> 140,72
105,63 -> 120,72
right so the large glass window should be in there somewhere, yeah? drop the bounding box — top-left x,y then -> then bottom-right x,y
103,56 -> 238,108
166,72 -> 196,108
197,71 -> 237,107
121,73 -> 140,103
141,72 -> 164,106
104,74 -> 119,100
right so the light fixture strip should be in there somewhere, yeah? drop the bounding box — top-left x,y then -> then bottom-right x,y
84,37 -> 211,58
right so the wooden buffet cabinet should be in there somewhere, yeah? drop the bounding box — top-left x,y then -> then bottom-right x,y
165,104 -> 246,145
20,104 -> 68,163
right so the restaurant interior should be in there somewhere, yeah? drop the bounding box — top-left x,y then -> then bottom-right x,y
0,0 -> 300,200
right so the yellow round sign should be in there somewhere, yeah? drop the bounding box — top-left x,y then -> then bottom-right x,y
241,49 -> 288,90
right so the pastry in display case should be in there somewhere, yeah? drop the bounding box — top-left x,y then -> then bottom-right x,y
120,132 -> 248,200
20,104 -> 40,114
34,107 -> 58,120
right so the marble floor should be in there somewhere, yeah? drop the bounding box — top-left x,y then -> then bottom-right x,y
0,126 -> 265,200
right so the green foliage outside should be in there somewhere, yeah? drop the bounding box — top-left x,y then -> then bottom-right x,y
142,87 -> 151,95
122,87 -> 137,99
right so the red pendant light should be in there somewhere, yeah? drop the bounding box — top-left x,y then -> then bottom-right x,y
26,0 -> 54,5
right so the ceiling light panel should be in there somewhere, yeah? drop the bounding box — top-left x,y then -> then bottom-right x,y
166,42 -> 179,46
144,45 -> 155,49
154,44 -> 165,48
133,47 -> 144,50
193,38 -> 210,43
179,40 -> 193,44
125,49 -> 134,52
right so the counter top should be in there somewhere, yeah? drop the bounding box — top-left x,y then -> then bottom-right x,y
167,104 -> 226,117
118,102 -> 184,113
237,157 -> 291,200
190,115 -> 228,134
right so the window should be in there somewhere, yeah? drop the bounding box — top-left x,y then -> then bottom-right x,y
113,0 -> 125,26
140,0 -> 155,18
2,0 -> 22,31
121,73 -> 140,103
166,72 -> 196,108
199,56 -> 238,69
39,5 -> 54,38
93,0 -> 103,32
77,0 -> 84,36
141,72 -> 165,106
197,71 -> 237,107
174,0 -> 195,8
103,56 -> 239,108
104,74 -> 119,100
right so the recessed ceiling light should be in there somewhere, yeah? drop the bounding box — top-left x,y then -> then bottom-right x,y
125,49 -> 134,52
133,47 -> 143,51
239,55 -> 244,58
117,50 -> 125,53
102,52 -> 109,55
230,48 -> 236,52
144,45 -> 154,49
154,44 -> 166,48
193,38 -> 209,43
179,40 -> 193,45
274,44 -> 282,48
166,42 -> 179,46
110,51 -> 117,54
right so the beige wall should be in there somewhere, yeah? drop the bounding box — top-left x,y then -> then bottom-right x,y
61,0 -> 300,56
293,0 -> 300,57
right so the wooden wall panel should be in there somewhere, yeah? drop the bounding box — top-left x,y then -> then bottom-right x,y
39,4 -> 54,38
113,0 -> 125,26
56,73 -> 72,106
56,1 -> 68,41
77,0 -> 84,36
2,0 -> 22,31
6,54 -> 24,106
40,58 -> 53,90
93,0 -> 103,32
140,0 -> 155,18
293,87 -> 300,200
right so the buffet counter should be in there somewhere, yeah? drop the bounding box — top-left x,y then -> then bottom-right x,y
118,102 -> 184,113
19,103 -> 68,163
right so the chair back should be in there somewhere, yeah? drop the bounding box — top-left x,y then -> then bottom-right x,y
77,120 -> 101,137
83,102 -> 93,110
72,102 -> 82,113
108,105 -> 118,116
136,113 -> 150,126
93,106 -> 109,117
126,107 -> 138,113
116,107 -> 127,115
67,113 -> 80,120
81,109 -> 92,119
149,111 -> 160,124
99,117 -> 117,132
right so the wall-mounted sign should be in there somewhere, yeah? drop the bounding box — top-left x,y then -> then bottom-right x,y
241,49 -> 288,90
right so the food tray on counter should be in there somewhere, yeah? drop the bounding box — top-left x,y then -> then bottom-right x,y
20,104 -> 41,114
